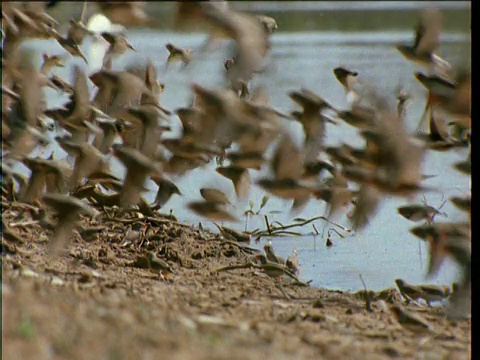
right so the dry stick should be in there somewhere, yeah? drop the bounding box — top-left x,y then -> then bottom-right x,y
273,215 -> 352,233
312,224 -> 319,235
359,274 -> 373,312
329,228 -> 345,238
264,215 -> 272,235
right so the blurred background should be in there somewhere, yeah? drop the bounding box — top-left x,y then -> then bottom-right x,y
47,1 -> 471,33
23,1 -> 471,292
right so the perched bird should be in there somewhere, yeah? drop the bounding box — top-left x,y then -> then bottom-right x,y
121,222 -> 146,247
254,254 -> 299,282
389,304 -> 439,334
145,251 -> 175,280
214,223 -> 251,243
263,242 -> 285,265
285,249 -> 300,275
395,278 -> 450,306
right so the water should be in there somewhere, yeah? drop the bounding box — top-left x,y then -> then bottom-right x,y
12,6 -> 470,292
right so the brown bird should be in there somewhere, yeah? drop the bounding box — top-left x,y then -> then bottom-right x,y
187,201 -> 238,221
40,53 -> 64,75
333,66 -> 358,93
254,254 -> 299,282
200,188 -> 231,205
449,196 -> 470,213
224,57 -> 250,98
285,249 -> 300,275
396,8 -> 451,75
101,31 -> 136,68
289,88 -> 334,164
145,251 -> 175,280
256,15 -> 278,35
389,304 -> 439,334
119,104 -> 170,158
113,144 -> 162,208
90,70 -> 158,116
216,166 -> 251,200
96,2 -> 150,27
66,2 -> 94,45
395,278 -> 449,306
214,223 -> 250,243
257,133 -> 314,208
121,222 -> 146,247
263,242 -> 286,265
56,139 -> 107,189
397,203 -> 446,223
49,28 -> 88,63
42,193 -> 96,256
151,175 -> 182,209
165,43 -> 192,68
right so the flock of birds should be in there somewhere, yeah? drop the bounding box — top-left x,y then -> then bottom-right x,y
1,1 -> 471,330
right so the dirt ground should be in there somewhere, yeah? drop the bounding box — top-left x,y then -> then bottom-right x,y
2,205 -> 471,360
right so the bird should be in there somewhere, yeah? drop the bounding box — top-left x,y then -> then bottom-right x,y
49,28 -> 88,63
200,188 -> 231,205
113,145 -> 162,208
397,204 -> 446,223
149,175 -> 181,210
165,43 -> 192,68
145,251 -> 175,281
395,279 -> 449,306
66,2 -> 95,45
40,53 -> 64,75
333,66 -> 359,104
121,222 -> 146,247
389,304 -> 439,334
256,15 -> 278,35
42,193 -> 96,256
254,254 -> 299,282
396,8 -> 451,76
187,201 -> 238,222
95,2 -> 150,27
101,31 -> 136,68
285,249 -> 300,275
263,242 -> 285,265
216,166 -> 251,200
213,223 -> 250,243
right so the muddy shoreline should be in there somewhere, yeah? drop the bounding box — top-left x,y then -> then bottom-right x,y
2,208 -> 471,360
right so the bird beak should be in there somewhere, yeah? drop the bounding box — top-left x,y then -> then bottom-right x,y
127,42 -> 136,52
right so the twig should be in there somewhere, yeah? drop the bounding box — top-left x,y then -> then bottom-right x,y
9,220 -> 40,228
312,224 -> 319,235
264,215 -> 272,235
359,274 -> 373,312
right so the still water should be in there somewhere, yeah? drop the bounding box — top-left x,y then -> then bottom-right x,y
15,6 -> 471,292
